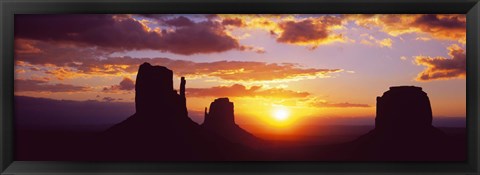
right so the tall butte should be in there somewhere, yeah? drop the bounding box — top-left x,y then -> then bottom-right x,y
134,62 -> 189,123
106,62 -> 196,132
351,86 -> 460,161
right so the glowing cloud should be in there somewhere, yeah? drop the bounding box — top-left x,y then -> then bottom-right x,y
186,84 -> 310,98
359,34 -> 393,48
276,17 -> 345,48
414,44 -> 466,81
217,15 -> 348,48
346,14 -> 466,44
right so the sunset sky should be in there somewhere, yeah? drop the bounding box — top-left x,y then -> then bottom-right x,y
14,14 -> 466,132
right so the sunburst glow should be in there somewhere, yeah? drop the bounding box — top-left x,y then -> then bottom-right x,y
273,108 -> 290,121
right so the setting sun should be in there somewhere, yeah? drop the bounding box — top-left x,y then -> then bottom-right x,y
273,108 -> 290,121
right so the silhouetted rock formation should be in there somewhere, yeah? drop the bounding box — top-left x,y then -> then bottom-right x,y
202,98 -> 264,149
106,63 -> 194,133
375,86 -> 432,132
351,86 -> 464,161
132,63 -> 190,122
203,98 -> 235,128
101,62 -> 257,161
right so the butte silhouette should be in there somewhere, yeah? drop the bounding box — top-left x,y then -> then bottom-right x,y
99,62 -> 260,161
350,86 -> 464,161
202,98 -> 264,149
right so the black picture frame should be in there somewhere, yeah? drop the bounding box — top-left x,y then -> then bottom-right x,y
1,0 -> 479,174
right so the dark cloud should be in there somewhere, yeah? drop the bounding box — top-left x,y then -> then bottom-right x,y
186,84 -> 310,98
414,44 -> 466,81
15,14 -> 251,55
278,20 -> 328,43
136,14 -> 172,20
102,97 -> 117,102
119,77 -> 135,90
413,14 -> 466,30
15,14 -> 163,51
103,77 -> 135,93
222,18 -> 245,27
276,17 -> 344,47
15,79 -> 91,93
413,14 -> 466,43
157,20 -> 244,55
164,16 -> 195,27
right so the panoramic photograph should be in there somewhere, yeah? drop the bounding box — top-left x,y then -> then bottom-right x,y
14,14 -> 466,161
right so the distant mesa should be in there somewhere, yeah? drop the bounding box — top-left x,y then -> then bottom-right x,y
351,86 -> 462,160
203,98 -> 235,128
375,86 -> 432,132
202,97 -> 264,148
